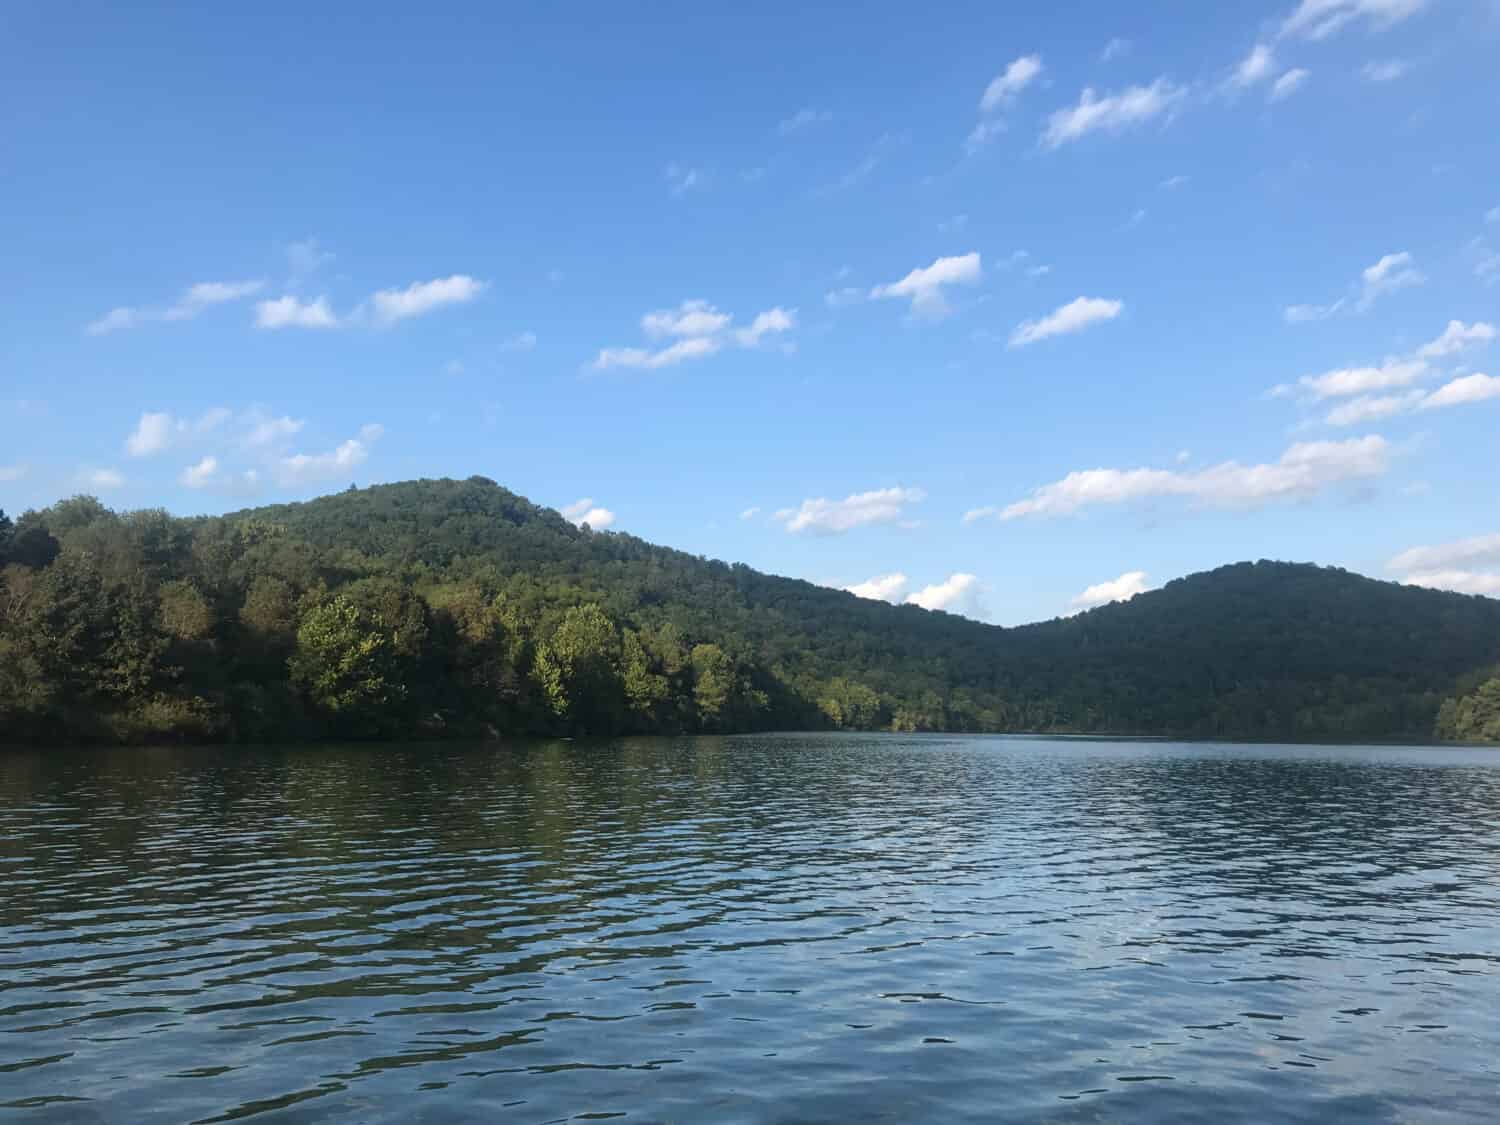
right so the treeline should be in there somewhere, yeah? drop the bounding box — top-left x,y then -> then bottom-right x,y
1436,674 -> 1500,744
3,476 -> 1499,745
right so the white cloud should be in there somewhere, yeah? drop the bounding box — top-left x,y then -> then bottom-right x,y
734,307 -> 796,347
1281,0 -> 1429,41
179,456 -> 219,488
739,506 -> 761,520
0,464 -> 27,482
125,412 -> 174,457
906,573 -> 985,616
825,286 -> 865,308
1230,43 -> 1278,88
86,307 -> 137,336
1416,319 -> 1495,359
561,498 -> 616,530
777,107 -> 832,134
1009,296 -> 1123,348
1400,570 -> 1500,596
1390,533 -> 1500,574
980,55 -> 1044,112
1100,37 -> 1131,62
371,275 -> 485,325
81,467 -> 125,490
595,300 -> 794,369
592,337 -> 721,371
1270,68 -> 1310,101
992,435 -> 1389,519
501,330 -> 538,352
286,237 -> 334,274
643,299 -> 732,339
1297,357 -> 1429,399
87,280 -> 263,334
124,407 -> 230,457
775,486 -> 926,534
1362,58 -> 1411,81
845,573 -> 909,603
1285,299 -> 1345,323
1325,391 -> 1425,426
665,163 -> 703,196
1421,373 -> 1500,409
245,413 -> 305,447
966,119 -> 1008,154
870,252 -> 982,318
276,424 -> 383,486
1041,78 -> 1187,149
1072,570 -> 1152,609
256,295 -> 338,329
1160,174 -> 1190,189
1389,533 -> 1500,597
1358,251 -> 1423,309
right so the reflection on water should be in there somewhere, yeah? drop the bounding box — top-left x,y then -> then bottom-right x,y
3,735 -> 1499,1123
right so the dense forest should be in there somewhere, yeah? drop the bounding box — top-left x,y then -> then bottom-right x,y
2,476 -> 1499,745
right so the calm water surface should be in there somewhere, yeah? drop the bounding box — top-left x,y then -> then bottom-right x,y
3,734 -> 1499,1123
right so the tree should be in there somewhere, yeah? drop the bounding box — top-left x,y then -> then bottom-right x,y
289,596 -> 406,734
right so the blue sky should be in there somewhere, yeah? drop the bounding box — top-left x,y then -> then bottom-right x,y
4,0 -> 1499,624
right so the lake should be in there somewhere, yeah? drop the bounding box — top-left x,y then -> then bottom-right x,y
2,735 -> 1499,1123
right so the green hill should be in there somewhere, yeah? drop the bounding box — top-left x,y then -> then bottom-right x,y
2,476 -> 1497,745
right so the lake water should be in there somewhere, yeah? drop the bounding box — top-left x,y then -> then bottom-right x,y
3,735 -> 1499,1123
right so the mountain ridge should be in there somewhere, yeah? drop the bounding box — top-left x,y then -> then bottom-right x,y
2,475 -> 1497,744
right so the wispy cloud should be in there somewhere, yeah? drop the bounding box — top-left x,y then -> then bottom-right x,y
1285,250 -> 1424,323
1280,0 -> 1430,41
774,486 -> 926,534
982,435 -> 1389,519
371,275 -> 486,325
1270,68 -> 1310,101
256,295 -> 338,329
179,456 -> 220,489
124,407 -> 232,457
979,55 -> 1044,113
1041,78 -> 1186,149
777,107 -> 833,135
1361,58 -> 1411,81
591,299 -> 795,371
1009,296 -> 1123,348
87,279 -> 265,335
275,424 -> 383,487
665,163 -> 704,196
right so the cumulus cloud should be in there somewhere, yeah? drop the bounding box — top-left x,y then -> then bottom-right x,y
1421,373 -> 1500,409
561,498 -> 617,530
777,107 -> 833,134
1041,78 -> 1186,149
1009,296 -> 1123,347
1281,0 -> 1429,41
179,456 -> 219,488
88,279 -> 264,335
1269,68 -> 1310,101
906,573 -> 985,616
125,408 -> 231,457
244,413 -> 305,447
1416,319 -> 1495,359
989,435 -> 1389,519
1072,570 -> 1152,609
1389,533 -> 1500,597
845,573 -> 910,603
980,55 -> 1044,112
371,275 -> 485,325
276,424 -> 383,487
1296,357 -> 1429,399
870,252 -> 982,318
775,486 -> 926,534
256,295 -> 338,329
593,299 -> 794,370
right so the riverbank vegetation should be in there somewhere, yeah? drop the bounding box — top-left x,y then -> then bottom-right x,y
3,477 -> 1499,745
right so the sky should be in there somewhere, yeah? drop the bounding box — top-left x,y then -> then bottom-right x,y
3,0 -> 1499,625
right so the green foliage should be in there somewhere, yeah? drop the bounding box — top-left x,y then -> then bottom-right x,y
3,477 -> 1499,745
1435,675 -> 1500,743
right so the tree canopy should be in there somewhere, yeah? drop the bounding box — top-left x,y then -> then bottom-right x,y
2,477 -> 1498,745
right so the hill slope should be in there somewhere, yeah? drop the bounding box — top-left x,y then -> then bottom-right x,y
3,476 -> 1497,744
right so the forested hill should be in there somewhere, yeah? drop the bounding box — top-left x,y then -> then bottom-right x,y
2,475 -> 1498,745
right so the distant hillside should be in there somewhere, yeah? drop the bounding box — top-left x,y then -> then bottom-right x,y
3,476 -> 1498,744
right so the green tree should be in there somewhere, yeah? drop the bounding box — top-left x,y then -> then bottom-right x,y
289,596 -> 406,733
